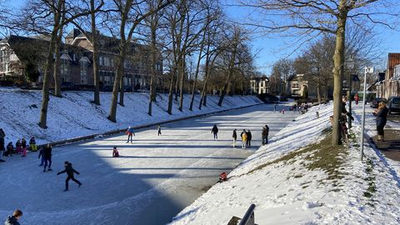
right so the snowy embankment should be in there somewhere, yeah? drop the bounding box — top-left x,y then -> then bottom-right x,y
0,88 -> 261,145
170,103 -> 400,225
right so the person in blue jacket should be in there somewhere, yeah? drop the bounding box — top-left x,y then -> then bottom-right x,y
125,126 -> 135,143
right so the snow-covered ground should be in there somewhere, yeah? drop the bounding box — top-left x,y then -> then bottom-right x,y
170,102 -> 400,225
0,102 -> 297,225
0,88 -> 261,145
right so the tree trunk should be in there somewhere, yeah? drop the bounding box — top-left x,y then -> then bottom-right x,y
178,53 -> 185,111
167,68 -> 176,114
39,30 -> 58,129
53,33 -> 62,97
91,0 -> 100,105
108,45 -> 126,122
218,44 -> 238,107
148,16 -> 158,116
331,5 -> 347,146
119,74 -> 125,106
189,30 -> 206,111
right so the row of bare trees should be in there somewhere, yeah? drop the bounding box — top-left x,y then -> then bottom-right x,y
1,0 -> 257,128
240,0 -> 400,146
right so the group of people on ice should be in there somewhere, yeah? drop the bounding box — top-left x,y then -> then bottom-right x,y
211,124 -> 270,149
0,128 -> 38,163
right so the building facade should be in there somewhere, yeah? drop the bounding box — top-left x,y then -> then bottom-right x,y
0,29 -> 162,90
376,53 -> 400,99
250,76 -> 269,94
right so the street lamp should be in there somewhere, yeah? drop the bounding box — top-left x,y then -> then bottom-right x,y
346,56 -> 355,129
361,66 -> 374,161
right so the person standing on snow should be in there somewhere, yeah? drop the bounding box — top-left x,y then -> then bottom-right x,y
232,129 -> 237,148
21,138 -> 27,157
57,161 -> 82,192
211,124 -> 219,140
0,134 -> 5,162
4,209 -> 23,225
42,144 -> 53,172
125,126 -> 135,143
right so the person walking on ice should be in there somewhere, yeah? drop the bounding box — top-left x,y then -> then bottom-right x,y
157,124 -> 162,136
125,126 -> 135,143
241,129 -> 248,149
211,124 -> 219,140
232,129 -> 237,148
57,161 -> 82,192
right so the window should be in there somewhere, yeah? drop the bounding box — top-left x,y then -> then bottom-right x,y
80,59 -> 89,84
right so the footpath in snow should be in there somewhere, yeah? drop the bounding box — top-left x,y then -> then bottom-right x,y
170,102 -> 400,225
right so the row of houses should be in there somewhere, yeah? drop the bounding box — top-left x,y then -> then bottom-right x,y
250,53 -> 400,100
0,29 -> 163,90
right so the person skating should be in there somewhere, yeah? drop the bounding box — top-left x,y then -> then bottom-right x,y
262,125 -> 269,145
232,129 -> 237,148
57,161 -> 82,192
4,209 -> 23,225
157,124 -> 162,136
240,129 -> 248,149
112,146 -> 120,157
15,139 -> 22,154
125,126 -> 135,143
42,144 -> 52,172
246,130 -> 252,147
211,124 -> 219,140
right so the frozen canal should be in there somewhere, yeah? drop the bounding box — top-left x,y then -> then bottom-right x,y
0,103 -> 298,225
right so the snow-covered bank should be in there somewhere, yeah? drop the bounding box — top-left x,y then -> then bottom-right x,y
0,88 -> 261,145
170,103 -> 400,225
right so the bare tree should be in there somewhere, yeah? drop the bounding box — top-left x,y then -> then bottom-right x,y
240,0 -> 400,145
106,0 -> 174,122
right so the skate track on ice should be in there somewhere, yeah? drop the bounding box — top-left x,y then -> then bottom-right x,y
0,103 -> 297,225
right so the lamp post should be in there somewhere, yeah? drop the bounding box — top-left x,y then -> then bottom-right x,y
361,66 -> 374,161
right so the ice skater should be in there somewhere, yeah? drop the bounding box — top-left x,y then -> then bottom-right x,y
125,126 -> 135,143
241,129 -> 247,149
29,137 -> 37,152
262,125 -> 269,145
157,124 -> 162,136
211,124 -> 219,140
42,144 -> 53,172
232,129 -> 237,148
57,161 -> 82,192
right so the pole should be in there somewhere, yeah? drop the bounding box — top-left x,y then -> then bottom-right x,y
348,74 -> 352,129
361,67 -> 368,161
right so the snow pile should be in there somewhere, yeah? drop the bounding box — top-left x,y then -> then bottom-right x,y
0,88 -> 261,145
170,103 -> 400,225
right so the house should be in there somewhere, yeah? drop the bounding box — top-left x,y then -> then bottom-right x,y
288,74 -> 309,98
0,29 -> 162,90
250,76 -> 269,94
376,53 -> 400,98
0,35 -> 91,87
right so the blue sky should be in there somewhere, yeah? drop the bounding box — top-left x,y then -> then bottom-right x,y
8,0 -> 400,74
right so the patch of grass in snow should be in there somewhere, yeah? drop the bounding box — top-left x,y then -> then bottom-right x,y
303,134 -> 348,182
363,159 -> 376,202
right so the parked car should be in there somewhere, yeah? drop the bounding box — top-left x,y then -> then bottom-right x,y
388,96 -> 400,114
61,82 -> 79,90
370,98 -> 386,108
